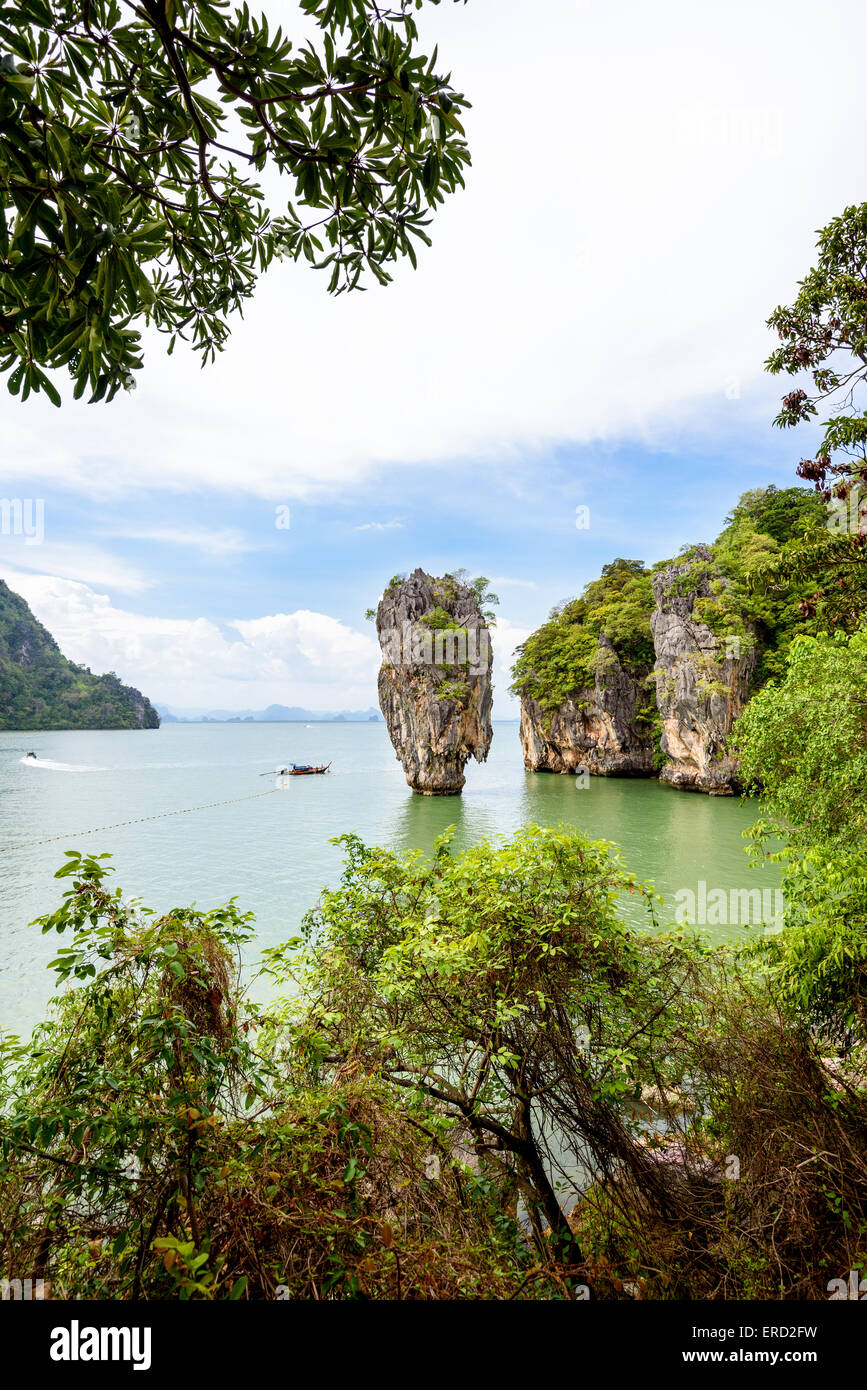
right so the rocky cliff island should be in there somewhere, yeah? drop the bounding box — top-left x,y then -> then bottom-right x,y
512,486 -> 828,794
518,632 -> 657,777
651,548 -> 756,792
376,569 -> 494,794
512,558 -> 659,779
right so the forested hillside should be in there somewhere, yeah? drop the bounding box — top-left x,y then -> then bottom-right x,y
0,579 -> 159,730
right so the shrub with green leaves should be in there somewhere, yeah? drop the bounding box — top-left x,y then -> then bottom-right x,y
735,629 -> 867,1041
2,831 -> 865,1299
279,823 -> 706,1253
0,849 -> 551,1299
0,851 -> 264,1296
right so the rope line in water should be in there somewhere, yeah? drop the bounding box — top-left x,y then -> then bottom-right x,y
0,787 -> 280,855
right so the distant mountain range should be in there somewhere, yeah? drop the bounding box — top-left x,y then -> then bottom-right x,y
0,579 -> 159,731
157,703 -> 383,723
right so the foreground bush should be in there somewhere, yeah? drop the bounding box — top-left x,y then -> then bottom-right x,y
0,852 -> 537,1299
1,829 -> 865,1299
735,629 -> 867,1043
575,963 -> 867,1298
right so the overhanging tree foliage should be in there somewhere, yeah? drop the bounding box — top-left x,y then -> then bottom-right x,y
767,202 -> 867,503
0,0 -> 470,403
762,204 -> 867,622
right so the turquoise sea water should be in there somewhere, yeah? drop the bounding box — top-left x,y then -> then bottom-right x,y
0,721 -> 778,1036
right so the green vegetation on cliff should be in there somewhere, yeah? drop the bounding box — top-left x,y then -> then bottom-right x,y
510,486 -> 830,706
684,484 -> 828,685
367,571 -> 499,627
510,558 -> 654,706
0,579 -> 159,730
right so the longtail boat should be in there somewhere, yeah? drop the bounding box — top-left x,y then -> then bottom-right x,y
259,762 -> 332,778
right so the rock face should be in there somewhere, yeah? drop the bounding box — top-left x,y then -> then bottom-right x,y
517,548 -> 760,794
650,549 -> 756,793
376,569 -> 493,795
519,635 -> 655,776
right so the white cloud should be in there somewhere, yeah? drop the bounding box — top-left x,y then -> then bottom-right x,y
231,611 -> 380,689
100,525 -> 258,556
3,0 -> 865,500
491,617 -> 534,717
0,541 -> 150,593
353,520 -> 404,532
1,566 -> 531,715
0,570 -> 381,709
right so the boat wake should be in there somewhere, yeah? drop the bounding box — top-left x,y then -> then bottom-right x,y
19,756 -> 106,773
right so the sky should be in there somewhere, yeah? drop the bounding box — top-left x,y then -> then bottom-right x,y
2,0 -> 866,715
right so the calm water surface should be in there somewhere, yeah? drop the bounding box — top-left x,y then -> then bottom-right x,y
0,722 -> 777,1035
